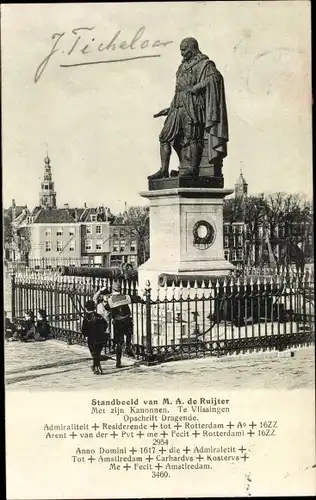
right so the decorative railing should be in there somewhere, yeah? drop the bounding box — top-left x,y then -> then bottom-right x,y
8,268 -> 315,364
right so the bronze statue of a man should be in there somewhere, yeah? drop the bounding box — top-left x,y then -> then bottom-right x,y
149,37 -> 228,179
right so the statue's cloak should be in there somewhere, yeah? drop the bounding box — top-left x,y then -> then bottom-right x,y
163,54 -> 228,165
198,56 -> 229,163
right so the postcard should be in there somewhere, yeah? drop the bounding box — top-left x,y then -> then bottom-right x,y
2,2 -> 314,498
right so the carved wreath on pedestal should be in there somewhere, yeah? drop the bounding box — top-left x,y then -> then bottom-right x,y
193,220 -> 215,249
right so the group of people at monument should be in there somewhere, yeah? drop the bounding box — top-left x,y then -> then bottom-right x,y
5,281 -> 133,374
5,309 -> 50,342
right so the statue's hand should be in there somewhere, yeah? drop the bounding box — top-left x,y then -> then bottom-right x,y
153,108 -> 169,118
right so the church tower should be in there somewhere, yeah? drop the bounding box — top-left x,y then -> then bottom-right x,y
234,169 -> 248,199
39,155 -> 57,208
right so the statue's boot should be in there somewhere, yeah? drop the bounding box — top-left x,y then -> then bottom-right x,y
148,169 -> 169,180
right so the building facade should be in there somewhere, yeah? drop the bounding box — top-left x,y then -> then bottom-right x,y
8,156 -> 138,269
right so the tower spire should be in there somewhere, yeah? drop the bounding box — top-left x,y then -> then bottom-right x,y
39,152 -> 57,208
235,169 -> 248,199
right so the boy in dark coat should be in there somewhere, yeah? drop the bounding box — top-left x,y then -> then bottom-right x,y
35,309 -> 50,341
82,300 -> 107,375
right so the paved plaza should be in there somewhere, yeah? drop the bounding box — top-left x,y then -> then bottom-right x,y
4,339 -> 314,391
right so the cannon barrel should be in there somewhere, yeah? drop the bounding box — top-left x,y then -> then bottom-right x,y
58,266 -> 138,281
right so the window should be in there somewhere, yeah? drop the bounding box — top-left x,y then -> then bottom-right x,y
45,241 -> 52,252
120,229 -> 125,238
236,249 -> 243,260
224,250 -> 230,261
69,227 -> 75,236
56,228 -> 63,236
56,241 -> 63,252
113,239 -> 119,252
86,225 -> 92,234
223,224 -> 230,235
113,229 -> 119,238
120,239 -> 126,252
130,255 -> 136,264
96,239 -> 103,250
231,250 -> 237,261
91,214 -> 97,222
237,235 -> 243,246
69,241 -> 75,252
96,225 -> 102,234
45,227 -> 51,237
224,235 -> 229,248
130,239 -> 137,252
44,184 -> 49,190
85,239 -> 92,251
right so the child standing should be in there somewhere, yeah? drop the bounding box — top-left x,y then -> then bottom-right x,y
81,300 -> 107,375
104,281 -> 133,368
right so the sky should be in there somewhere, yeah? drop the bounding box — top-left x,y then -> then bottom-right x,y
2,2 -> 312,213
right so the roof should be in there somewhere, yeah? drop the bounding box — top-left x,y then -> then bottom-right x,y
13,210 -> 29,225
27,206 -> 114,224
4,205 -> 26,220
33,208 -> 77,224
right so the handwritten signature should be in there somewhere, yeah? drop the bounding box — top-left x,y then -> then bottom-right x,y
34,26 -> 173,83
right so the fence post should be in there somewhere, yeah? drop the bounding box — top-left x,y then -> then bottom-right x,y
145,280 -> 152,360
10,271 -> 16,319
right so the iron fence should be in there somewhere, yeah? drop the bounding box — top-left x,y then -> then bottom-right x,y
8,269 -> 315,364
5,257 -> 115,272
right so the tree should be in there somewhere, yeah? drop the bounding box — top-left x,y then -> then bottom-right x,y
243,195 -> 269,265
114,206 -> 150,266
264,192 -> 313,264
223,196 -> 244,223
264,192 -> 310,236
223,192 -> 313,267
18,226 -> 32,259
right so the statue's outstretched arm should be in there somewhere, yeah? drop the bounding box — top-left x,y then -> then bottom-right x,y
153,108 -> 170,118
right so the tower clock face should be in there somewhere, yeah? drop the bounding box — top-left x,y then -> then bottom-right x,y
193,220 -> 215,249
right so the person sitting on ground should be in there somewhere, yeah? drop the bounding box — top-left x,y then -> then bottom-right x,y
5,312 -> 16,340
35,309 -> 50,341
104,281 -> 133,369
93,285 -> 111,354
81,300 -> 108,375
17,311 -> 36,341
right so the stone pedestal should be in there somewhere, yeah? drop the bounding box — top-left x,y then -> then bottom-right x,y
138,187 -> 235,291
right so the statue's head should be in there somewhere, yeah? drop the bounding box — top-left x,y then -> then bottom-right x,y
180,38 -> 200,61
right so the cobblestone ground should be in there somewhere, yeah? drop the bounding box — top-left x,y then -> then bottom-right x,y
5,339 -> 315,390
